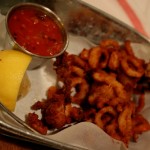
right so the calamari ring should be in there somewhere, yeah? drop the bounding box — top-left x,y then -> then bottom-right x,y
70,77 -> 89,105
96,97 -> 110,109
109,97 -> 123,106
108,51 -> 120,71
70,66 -> 85,77
121,56 -> 145,78
88,47 -> 109,69
99,49 -> 109,69
95,106 -> 117,129
71,55 -> 88,69
88,92 -> 98,106
124,40 -> 134,56
105,120 -> 121,141
88,84 -> 115,106
109,97 -> 126,111
118,103 -> 133,136
93,71 -> 129,100
88,46 -> 101,69
100,39 -> 119,51
92,71 -> 115,83
117,71 -> 138,93
79,48 -> 90,61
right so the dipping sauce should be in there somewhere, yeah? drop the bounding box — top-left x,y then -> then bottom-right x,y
7,6 -> 64,56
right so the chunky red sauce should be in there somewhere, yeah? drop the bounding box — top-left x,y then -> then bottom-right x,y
8,7 -> 64,56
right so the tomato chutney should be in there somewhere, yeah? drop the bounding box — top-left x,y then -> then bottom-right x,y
7,5 -> 65,57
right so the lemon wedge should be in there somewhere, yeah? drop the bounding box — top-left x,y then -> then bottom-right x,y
0,50 -> 32,111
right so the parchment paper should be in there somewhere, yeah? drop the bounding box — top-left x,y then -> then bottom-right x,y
0,13 -> 150,150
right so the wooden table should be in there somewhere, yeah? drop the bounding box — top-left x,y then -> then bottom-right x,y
0,134 -> 57,150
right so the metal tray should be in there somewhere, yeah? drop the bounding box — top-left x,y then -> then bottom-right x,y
0,0 -> 150,150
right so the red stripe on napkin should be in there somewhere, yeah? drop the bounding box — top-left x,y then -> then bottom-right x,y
118,0 -> 148,37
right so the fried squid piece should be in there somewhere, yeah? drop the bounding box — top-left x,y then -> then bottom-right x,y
42,94 -> 67,129
65,104 -> 83,123
26,112 -> 48,135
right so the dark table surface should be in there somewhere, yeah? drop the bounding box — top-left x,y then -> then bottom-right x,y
0,134 -> 58,150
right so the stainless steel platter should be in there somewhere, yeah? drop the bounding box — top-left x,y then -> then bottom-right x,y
0,0 -> 150,150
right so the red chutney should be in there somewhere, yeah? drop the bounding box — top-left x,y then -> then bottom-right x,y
8,7 -> 64,56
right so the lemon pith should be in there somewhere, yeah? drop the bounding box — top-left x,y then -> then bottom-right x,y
0,50 -> 32,111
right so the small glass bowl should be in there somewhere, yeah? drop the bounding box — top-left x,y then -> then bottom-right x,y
5,2 -> 68,69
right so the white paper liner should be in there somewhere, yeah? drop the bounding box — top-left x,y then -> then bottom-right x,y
49,122 -> 126,150
0,13 -> 150,150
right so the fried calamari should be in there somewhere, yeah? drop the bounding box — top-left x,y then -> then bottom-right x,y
26,39 -> 150,147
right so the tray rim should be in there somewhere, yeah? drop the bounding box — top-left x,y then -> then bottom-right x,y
0,0 -> 150,150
